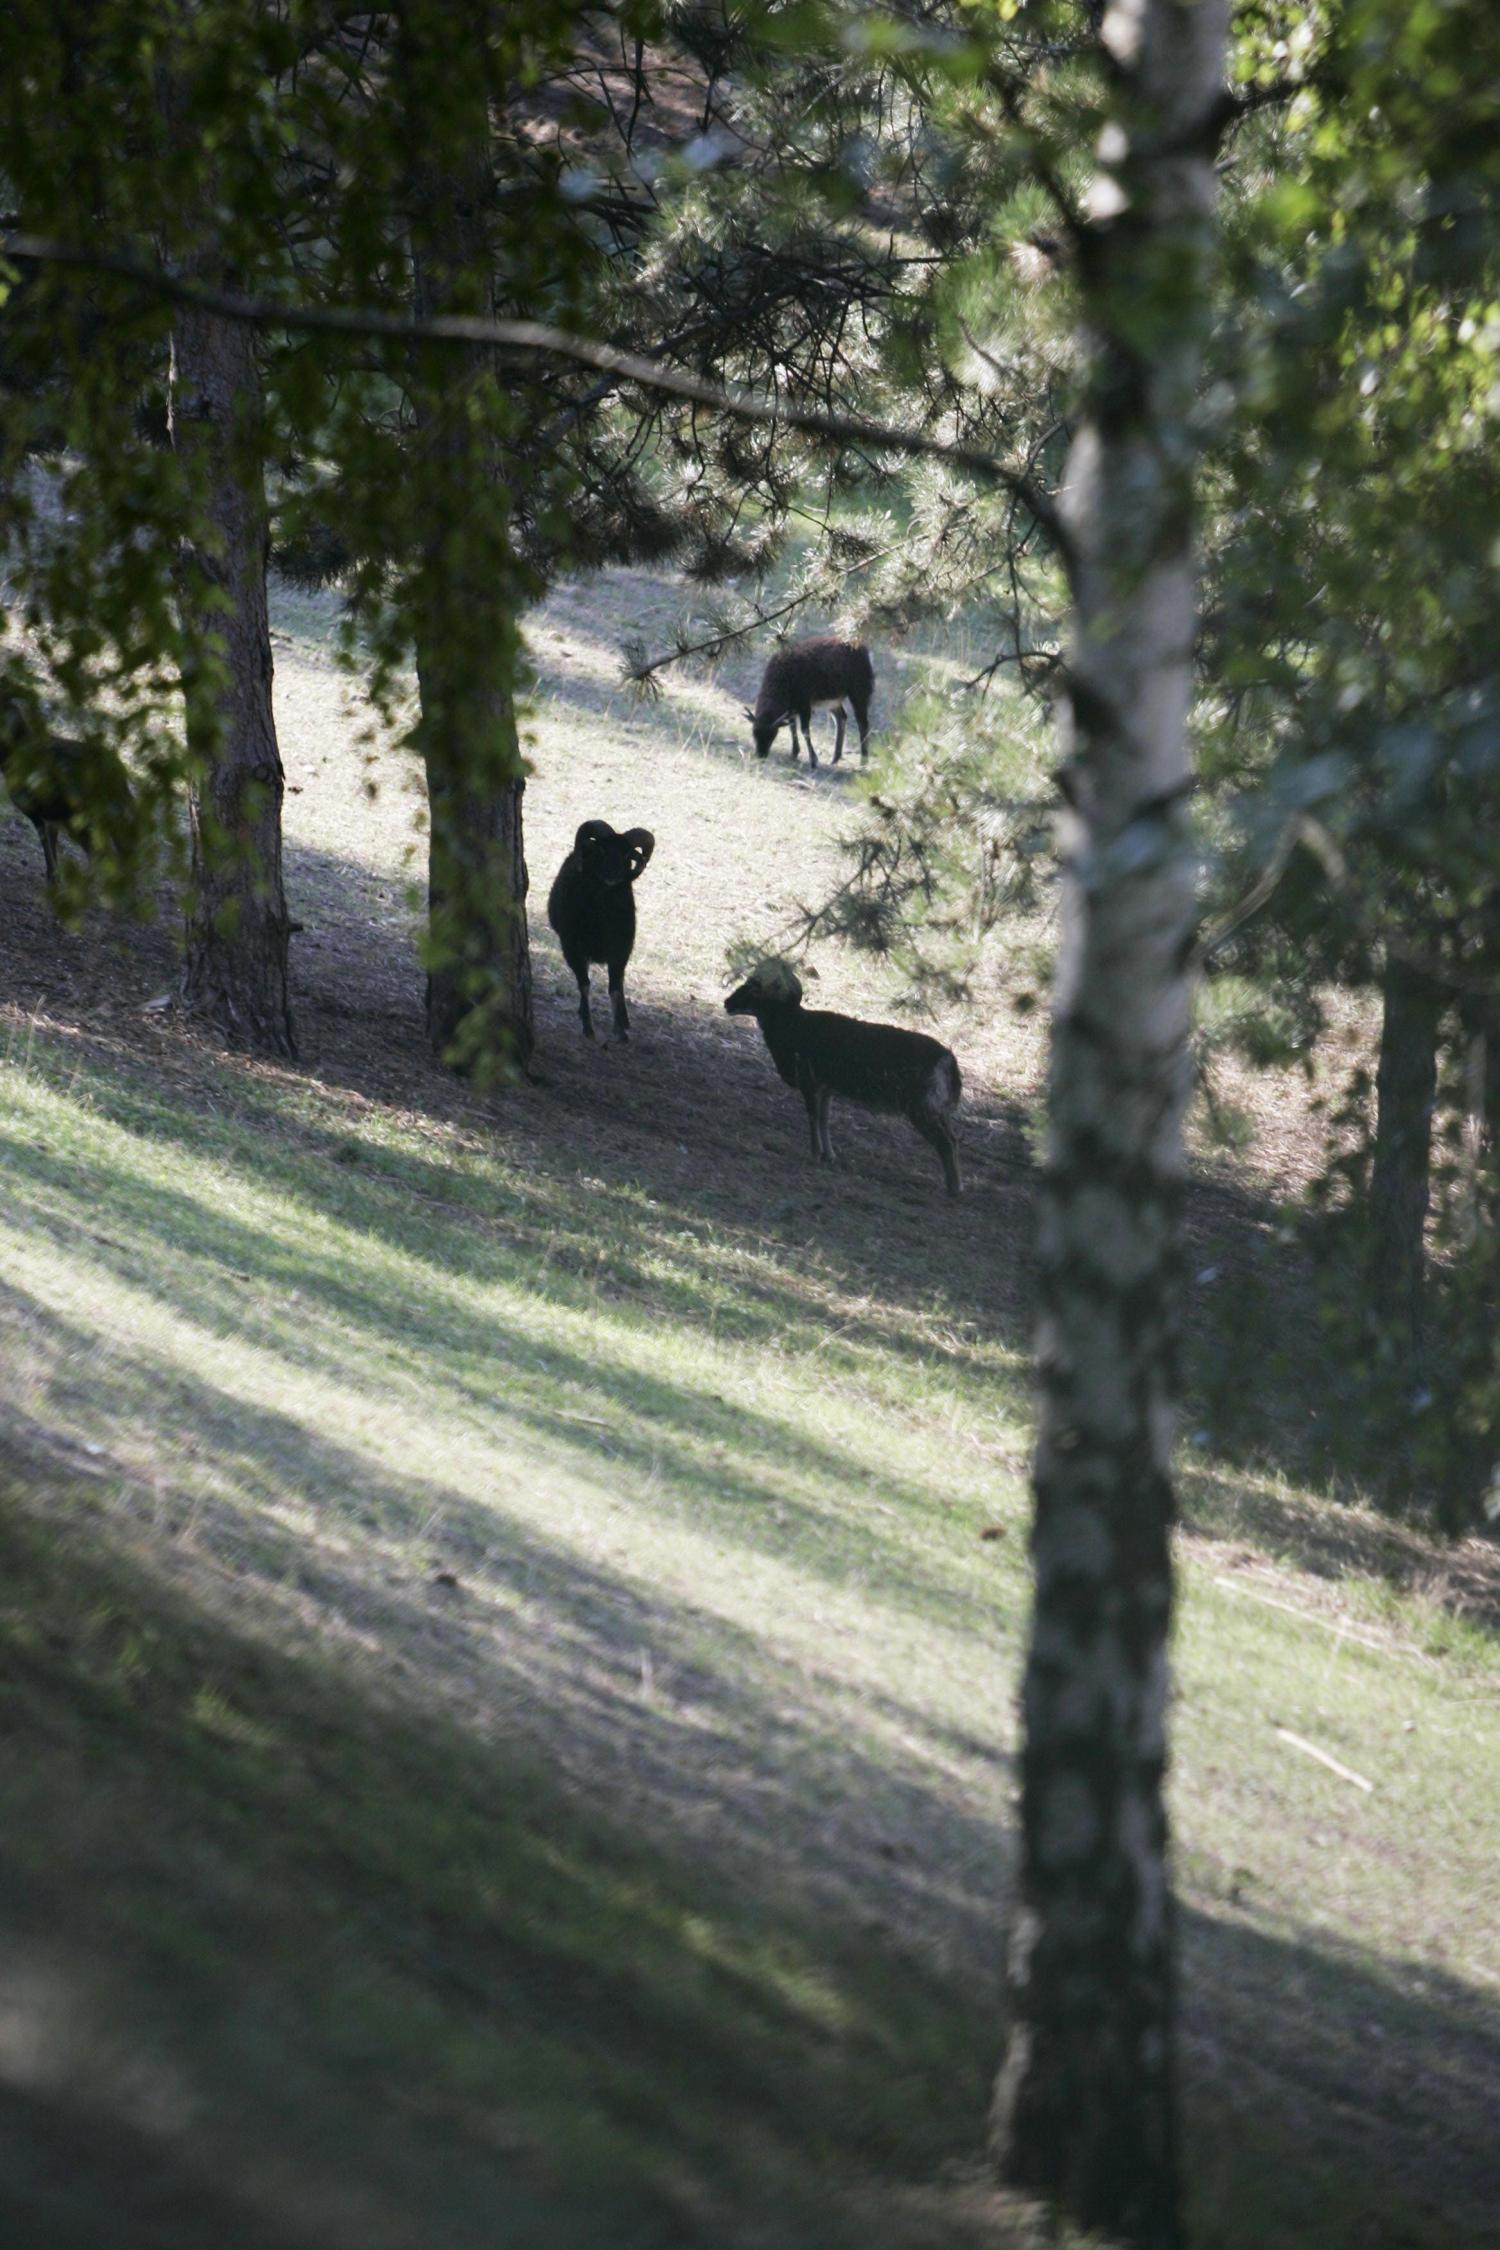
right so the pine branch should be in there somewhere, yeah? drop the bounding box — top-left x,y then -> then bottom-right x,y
2,231 -> 1069,562
624,532 -> 908,687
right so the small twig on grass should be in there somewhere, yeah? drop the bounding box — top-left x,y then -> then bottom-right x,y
1273,1725 -> 1374,1793
1212,1572 -> 1402,1658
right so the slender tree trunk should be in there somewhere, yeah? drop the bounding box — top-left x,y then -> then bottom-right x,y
992,6 -> 1231,2245
414,631 -> 532,1066
171,309 -> 293,1054
1368,951 -> 1443,1352
401,2 -> 533,1072
162,58 -> 294,1057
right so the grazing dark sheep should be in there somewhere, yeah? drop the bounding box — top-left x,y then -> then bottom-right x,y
0,697 -> 135,885
547,820 -> 656,1040
724,958 -> 962,1195
745,638 -> 874,767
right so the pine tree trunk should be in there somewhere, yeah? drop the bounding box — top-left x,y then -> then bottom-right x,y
165,114 -> 294,1056
401,3 -> 533,1072
416,645 -> 533,1066
1368,952 -> 1443,1353
992,6 -> 1231,2244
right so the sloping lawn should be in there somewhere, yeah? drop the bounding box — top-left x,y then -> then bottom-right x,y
0,563 -> 1496,2246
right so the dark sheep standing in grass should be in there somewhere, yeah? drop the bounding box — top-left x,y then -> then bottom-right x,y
745,637 -> 874,768
724,958 -> 962,1196
547,820 -> 656,1040
0,697 -> 136,886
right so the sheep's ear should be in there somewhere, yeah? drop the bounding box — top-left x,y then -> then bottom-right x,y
622,827 -> 655,879
801,961 -> 820,981
742,705 -> 756,725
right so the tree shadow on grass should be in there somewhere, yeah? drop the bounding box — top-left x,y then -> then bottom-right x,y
0,1493 -> 1009,2250
1,1445 -> 1497,2250
0,1275 -> 1017,1977
0,2081 -> 330,2250
0,1123 -> 1017,1644
2,809 -> 1493,1636
1173,1197 -> 1500,1635
1179,1908 -> 1500,2249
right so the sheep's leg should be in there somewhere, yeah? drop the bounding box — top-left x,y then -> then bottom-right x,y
830,706 -> 847,765
816,1084 -> 836,1163
36,820 -> 59,883
608,962 -> 630,1041
800,1082 -> 825,1162
570,959 -> 595,1039
911,1109 -> 962,1197
853,694 -> 871,763
798,709 -> 819,768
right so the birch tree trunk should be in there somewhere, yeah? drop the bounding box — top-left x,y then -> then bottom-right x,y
170,282 -> 295,1057
992,5 -> 1231,2243
400,1 -> 533,1072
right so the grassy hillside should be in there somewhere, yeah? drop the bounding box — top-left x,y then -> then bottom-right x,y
0,566 -> 1497,2249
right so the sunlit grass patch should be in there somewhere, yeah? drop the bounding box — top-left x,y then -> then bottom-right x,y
0,1040 -> 1031,1828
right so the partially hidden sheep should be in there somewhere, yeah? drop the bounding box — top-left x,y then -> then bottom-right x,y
0,696 -> 135,886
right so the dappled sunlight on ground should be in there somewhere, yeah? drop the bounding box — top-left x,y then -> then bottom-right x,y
2,560 -> 1499,2247
0,1056 -> 1023,1978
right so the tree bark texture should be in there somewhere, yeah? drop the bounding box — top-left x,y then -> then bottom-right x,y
401,3 -> 533,1072
1368,952 -> 1443,1355
992,5 -> 1231,2245
164,83 -> 294,1056
415,631 -> 532,1070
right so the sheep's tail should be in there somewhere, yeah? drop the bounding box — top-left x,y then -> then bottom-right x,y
929,1050 -> 961,1116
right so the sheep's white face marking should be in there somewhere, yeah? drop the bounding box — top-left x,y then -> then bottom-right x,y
723,957 -> 804,1016
749,958 -> 803,1004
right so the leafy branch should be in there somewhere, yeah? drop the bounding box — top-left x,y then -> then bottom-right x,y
2,231 -> 1069,561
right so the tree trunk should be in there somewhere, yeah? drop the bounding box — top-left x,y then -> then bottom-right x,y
1368,952 -> 1443,1353
401,2 -> 533,1073
416,643 -> 533,1068
165,123 -> 294,1056
992,6 -> 1231,2245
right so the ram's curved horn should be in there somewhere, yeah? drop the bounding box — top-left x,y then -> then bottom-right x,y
621,827 -> 656,880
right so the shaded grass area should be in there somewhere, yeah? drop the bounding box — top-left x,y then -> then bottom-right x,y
0,1022 -> 1033,2249
0,1500 -> 1008,2250
2,1021 -> 1500,2250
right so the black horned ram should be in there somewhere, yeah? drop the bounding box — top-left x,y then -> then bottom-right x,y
547,819 -> 656,1040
